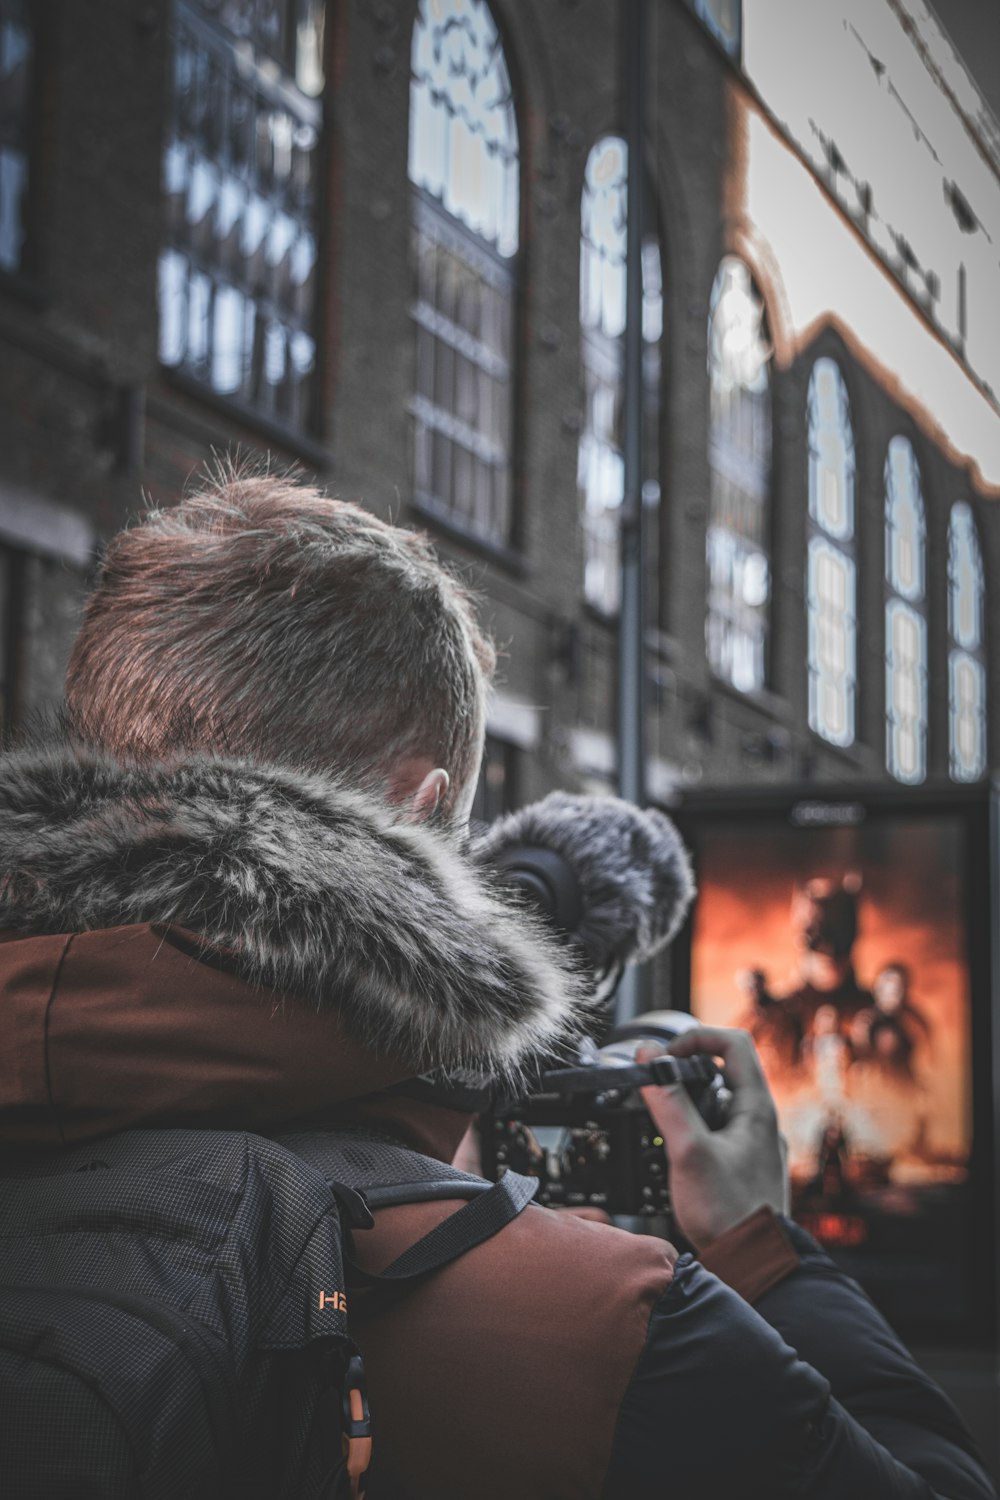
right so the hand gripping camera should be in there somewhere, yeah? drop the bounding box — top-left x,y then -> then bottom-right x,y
469,793 -> 729,1231
480,1012 -> 731,1224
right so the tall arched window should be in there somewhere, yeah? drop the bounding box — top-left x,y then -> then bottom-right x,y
159,0 -> 325,430
577,136 -> 662,615
807,359 -> 856,747
885,437 -> 928,784
706,257 -> 772,692
948,501 -> 987,781
409,0 -> 518,545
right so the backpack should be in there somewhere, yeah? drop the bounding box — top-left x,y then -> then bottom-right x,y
0,1125 -> 536,1499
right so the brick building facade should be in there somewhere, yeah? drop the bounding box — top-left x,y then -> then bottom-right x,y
1,0 -> 999,813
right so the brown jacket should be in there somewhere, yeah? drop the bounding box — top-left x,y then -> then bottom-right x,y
0,749 -> 991,1499
0,918 -> 681,1496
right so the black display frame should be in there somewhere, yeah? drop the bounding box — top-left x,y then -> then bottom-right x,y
668,781 -> 998,1350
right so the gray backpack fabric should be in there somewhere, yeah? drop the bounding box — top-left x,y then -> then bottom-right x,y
0,1127 -> 535,1499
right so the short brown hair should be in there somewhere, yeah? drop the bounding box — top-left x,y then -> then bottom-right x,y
66,469 -> 495,812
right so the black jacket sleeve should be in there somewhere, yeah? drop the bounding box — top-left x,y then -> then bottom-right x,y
754,1218 -> 993,1500
603,1231 -> 995,1500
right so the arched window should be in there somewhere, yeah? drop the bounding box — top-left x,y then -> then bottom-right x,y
948,501 -> 987,781
577,136 -> 662,615
409,0 -> 518,545
158,0 -> 325,430
706,257 -> 772,693
885,437 -> 928,783
807,359 -> 856,747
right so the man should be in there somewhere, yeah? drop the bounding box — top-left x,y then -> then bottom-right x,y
0,471 -> 992,1499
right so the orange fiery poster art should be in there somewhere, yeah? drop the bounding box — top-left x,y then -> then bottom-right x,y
689,817 -> 971,1234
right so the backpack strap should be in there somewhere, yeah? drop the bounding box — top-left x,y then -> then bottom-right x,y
363,1178 -> 492,1208
345,1168 -> 537,1288
271,1128 -> 539,1292
274,1126 -> 495,1203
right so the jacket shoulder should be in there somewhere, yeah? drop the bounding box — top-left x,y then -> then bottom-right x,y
353,1198 -> 677,1500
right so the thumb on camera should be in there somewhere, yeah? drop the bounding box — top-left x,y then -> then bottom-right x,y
636,1043 -> 708,1160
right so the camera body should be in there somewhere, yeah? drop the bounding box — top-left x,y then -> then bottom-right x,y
481,1012 -> 730,1224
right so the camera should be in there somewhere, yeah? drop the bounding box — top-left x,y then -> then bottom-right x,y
481,1012 -> 731,1227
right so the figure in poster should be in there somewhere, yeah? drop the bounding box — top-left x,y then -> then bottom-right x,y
781,875 -> 872,1040
804,1111 -> 856,1208
734,966 -> 802,1070
806,1002 -> 853,1103
851,963 -> 932,1082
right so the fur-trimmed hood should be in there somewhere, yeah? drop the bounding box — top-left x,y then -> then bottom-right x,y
0,747 -> 590,1081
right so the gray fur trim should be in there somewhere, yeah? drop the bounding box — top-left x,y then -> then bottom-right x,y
0,748 -> 592,1079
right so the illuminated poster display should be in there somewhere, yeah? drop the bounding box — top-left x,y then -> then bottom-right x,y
681,798 -> 990,1340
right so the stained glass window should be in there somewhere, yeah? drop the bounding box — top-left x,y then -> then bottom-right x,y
409,0 -> 518,545
706,257 -> 772,693
0,0 -> 33,274
158,0 -> 324,430
807,359 -> 856,747
884,437 -> 927,783
948,501 -> 987,781
577,137 -> 662,616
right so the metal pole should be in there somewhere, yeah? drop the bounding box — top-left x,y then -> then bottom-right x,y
615,0 -> 647,1026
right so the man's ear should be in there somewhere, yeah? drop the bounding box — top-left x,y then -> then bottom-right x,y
409,767 -> 450,822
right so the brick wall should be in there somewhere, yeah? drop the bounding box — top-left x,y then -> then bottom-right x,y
0,0 -> 995,799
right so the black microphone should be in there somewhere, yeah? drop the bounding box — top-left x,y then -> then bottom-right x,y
468,792 -> 696,988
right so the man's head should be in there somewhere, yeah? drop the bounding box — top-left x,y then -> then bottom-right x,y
65,470 -> 495,822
